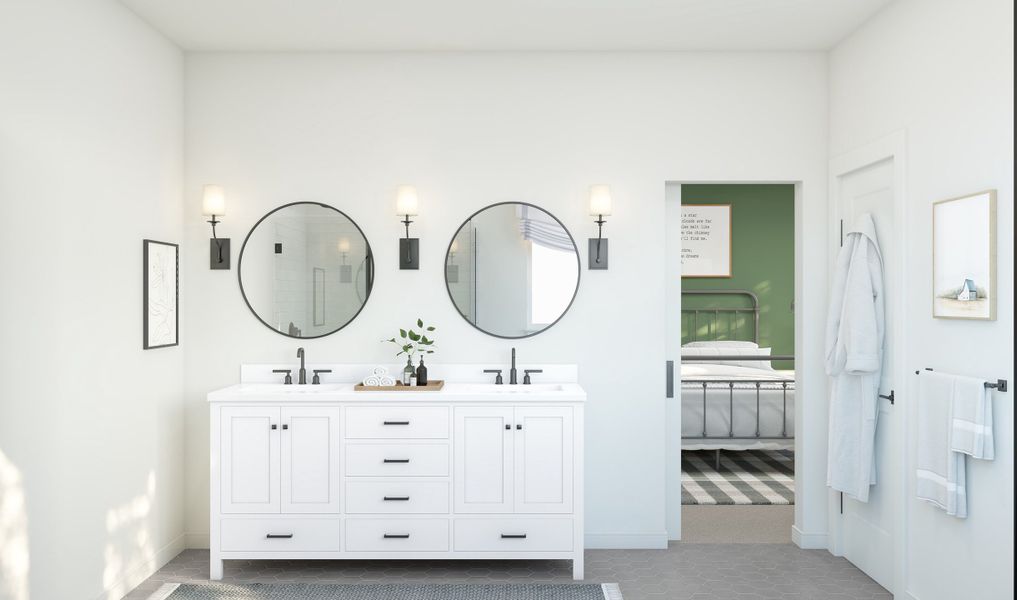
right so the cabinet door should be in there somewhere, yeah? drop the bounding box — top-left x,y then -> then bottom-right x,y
514,406 -> 573,513
454,406 -> 513,513
221,406 -> 280,514
281,407 -> 340,513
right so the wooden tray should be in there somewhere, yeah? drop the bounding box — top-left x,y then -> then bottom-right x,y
354,379 -> 445,392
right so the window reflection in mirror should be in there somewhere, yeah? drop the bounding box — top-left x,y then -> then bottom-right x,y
445,203 -> 579,338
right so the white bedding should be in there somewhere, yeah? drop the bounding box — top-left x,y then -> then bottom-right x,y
681,362 -> 795,451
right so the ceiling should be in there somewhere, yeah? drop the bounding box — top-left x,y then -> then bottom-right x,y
119,0 -> 893,52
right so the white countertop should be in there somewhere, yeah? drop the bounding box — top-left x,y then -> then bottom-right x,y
207,381 -> 586,403
208,363 -> 585,403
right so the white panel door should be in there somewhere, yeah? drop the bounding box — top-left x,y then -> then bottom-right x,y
454,406 -> 513,513
835,156 -> 899,592
513,406 -> 573,513
281,406 -> 339,513
221,406 -> 280,514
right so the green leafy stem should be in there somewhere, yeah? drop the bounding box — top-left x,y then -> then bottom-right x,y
383,318 -> 437,358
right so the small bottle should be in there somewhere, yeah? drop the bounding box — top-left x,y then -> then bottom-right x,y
402,357 -> 414,386
416,357 -> 428,386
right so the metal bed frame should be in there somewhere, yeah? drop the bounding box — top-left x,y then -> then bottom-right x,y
680,290 -> 795,465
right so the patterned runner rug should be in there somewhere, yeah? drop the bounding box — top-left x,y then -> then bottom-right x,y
681,450 -> 794,505
148,583 -> 624,600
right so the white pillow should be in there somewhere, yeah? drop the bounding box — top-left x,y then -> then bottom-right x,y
683,340 -> 759,349
681,346 -> 775,370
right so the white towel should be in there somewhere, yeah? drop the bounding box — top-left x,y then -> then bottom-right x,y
372,366 -> 389,377
363,375 -> 382,387
916,371 -> 967,518
950,375 -> 994,460
378,375 -> 396,387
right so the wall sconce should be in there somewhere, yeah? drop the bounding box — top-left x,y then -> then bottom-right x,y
446,239 -> 460,283
588,184 -> 611,270
203,184 -> 230,269
337,238 -> 352,283
396,185 -> 419,270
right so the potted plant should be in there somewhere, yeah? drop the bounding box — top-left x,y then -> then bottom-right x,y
383,318 -> 436,385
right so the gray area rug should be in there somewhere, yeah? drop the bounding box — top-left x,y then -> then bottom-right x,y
148,583 -> 622,600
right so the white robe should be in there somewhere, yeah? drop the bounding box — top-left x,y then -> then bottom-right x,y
826,213 -> 885,502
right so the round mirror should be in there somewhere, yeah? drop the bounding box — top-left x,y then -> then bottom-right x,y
239,202 -> 374,339
445,202 -> 580,339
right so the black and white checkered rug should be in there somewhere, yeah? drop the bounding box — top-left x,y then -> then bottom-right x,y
681,450 -> 795,505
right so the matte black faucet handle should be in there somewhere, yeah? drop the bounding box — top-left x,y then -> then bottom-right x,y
483,369 -> 504,385
523,369 -> 543,385
272,369 -> 293,385
312,369 -> 332,385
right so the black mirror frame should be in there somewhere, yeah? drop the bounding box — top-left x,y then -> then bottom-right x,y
443,201 -> 581,340
238,201 -> 375,340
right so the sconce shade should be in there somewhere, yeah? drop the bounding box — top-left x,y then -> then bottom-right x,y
337,238 -> 351,253
202,185 -> 226,216
588,185 -> 612,216
396,185 -> 419,216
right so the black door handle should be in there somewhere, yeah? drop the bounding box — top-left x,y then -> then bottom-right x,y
666,360 -> 674,398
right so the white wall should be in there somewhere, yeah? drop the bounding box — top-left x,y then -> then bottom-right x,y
0,1 -> 184,599
182,52 -> 830,547
829,1 -> 1014,598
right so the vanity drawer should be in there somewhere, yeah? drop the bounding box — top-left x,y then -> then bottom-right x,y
346,406 -> 449,439
346,480 -> 450,514
454,518 -> 573,552
345,443 -> 449,476
345,518 -> 449,552
220,517 -> 340,552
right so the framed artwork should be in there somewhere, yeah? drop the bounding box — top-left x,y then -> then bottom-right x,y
681,204 -> 732,278
932,190 -> 996,320
143,239 -> 179,348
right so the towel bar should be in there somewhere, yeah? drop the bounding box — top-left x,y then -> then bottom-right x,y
915,368 -> 1008,392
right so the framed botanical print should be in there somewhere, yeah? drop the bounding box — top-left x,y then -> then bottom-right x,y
932,190 -> 996,320
143,239 -> 179,348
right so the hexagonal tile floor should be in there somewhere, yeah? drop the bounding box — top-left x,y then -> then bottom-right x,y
123,545 -> 891,600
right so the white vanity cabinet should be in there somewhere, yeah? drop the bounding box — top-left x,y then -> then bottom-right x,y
209,379 -> 584,581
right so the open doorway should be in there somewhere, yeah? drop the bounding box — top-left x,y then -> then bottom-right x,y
666,183 -> 798,543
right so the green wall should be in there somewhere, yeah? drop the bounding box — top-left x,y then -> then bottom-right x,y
681,184 -> 795,369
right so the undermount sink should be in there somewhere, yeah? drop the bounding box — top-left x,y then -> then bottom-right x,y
458,383 -> 566,393
236,383 -> 346,393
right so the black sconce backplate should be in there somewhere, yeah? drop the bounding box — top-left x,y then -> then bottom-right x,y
400,238 -> 420,270
210,238 -> 231,270
588,238 -> 608,270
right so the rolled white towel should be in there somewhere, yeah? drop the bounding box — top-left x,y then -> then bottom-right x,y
372,366 -> 389,377
378,375 -> 396,387
363,375 -> 382,387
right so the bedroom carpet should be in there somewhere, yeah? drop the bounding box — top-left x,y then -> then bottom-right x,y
681,450 -> 794,505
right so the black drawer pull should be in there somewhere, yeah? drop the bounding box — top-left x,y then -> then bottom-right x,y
383,421 -> 410,425
383,496 -> 410,501
383,533 -> 410,539
500,533 -> 527,539
265,533 -> 293,539
383,458 -> 410,464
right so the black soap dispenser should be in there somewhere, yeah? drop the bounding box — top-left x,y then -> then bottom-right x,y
416,356 -> 428,386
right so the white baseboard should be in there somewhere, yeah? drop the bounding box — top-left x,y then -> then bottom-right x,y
185,532 -> 210,549
584,532 -> 669,549
791,525 -> 828,549
95,533 -> 185,600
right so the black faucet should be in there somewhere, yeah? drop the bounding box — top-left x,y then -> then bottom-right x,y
509,347 -> 518,384
297,347 -> 307,384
